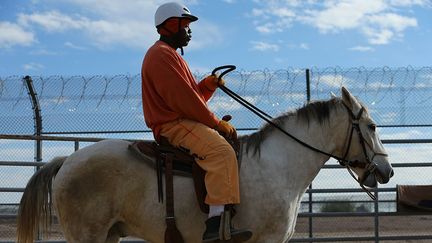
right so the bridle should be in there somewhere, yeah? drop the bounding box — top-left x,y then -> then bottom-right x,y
212,65 -> 389,200
337,104 -> 389,200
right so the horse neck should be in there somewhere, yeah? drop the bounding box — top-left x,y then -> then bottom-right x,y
235,105 -> 353,238
239,104 -> 351,190
239,117 -> 328,191
320,104 -> 353,160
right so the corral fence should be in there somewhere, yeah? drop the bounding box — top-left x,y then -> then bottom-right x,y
1,66 -> 432,242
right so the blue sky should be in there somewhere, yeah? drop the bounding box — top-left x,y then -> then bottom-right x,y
0,0 -> 431,76
1,0 -> 432,202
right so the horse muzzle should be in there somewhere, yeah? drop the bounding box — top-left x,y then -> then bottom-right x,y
375,166 -> 394,184
362,173 -> 378,188
362,160 -> 394,187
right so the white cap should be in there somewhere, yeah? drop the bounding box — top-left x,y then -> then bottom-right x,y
155,2 -> 198,27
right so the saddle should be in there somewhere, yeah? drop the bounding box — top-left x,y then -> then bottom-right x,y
129,135 -> 240,243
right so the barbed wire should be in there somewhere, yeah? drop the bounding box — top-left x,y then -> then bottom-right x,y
1,67 -> 431,106
1,66 -> 432,134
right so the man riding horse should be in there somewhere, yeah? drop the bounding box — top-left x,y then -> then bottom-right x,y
141,2 -> 252,242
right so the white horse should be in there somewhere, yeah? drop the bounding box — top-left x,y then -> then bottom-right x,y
17,87 -> 393,243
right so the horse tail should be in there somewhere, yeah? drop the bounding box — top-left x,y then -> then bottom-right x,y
16,156 -> 67,243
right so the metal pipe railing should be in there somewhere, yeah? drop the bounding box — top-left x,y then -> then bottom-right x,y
1,134 -> 432,242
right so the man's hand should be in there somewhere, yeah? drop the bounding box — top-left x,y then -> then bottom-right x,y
215,120 -> 237,139
204,75 -> 225,91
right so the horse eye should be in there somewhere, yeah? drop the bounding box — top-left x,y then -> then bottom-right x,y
368,124 -> 376,132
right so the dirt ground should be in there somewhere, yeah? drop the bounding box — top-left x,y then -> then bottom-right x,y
2,215 -> 432,242
293,215 -> 432,242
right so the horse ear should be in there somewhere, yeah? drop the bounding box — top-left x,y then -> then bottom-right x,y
330,91 -> 337,98
341,87 -> 362,114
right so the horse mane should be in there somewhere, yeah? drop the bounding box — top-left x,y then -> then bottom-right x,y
242,97 -> 342,156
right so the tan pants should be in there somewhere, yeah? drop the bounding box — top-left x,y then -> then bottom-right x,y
160,119 -> 240,205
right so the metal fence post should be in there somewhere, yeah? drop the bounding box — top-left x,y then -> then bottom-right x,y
305,68 -> 313,242
305,68 -> 311,103
24,76 -> 43,164
307,184 -> 313,242
374,189 -> 379,243
24,75 -> 43,240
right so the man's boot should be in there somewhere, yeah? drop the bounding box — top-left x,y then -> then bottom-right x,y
202,214 -> 252,242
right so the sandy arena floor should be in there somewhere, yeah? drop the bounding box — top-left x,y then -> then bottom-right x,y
2,215 -> 432,242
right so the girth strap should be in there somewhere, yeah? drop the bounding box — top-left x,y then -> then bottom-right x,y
163,153 -> 184,243
165,153 -> 175,221
157,155 -> 164,203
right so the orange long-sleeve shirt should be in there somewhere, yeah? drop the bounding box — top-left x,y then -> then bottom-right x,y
141,41 -> 219,140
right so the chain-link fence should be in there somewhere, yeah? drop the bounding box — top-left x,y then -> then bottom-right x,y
1,66 -> 432,242
2,67 -> 432,133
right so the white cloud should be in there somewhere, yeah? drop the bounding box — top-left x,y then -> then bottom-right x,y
349,46 -> 374,52
272,8 -> 296,18
16,9 -> 156,49
59,0 -> 159,20
0,22 -> 35,48
87,19 -> 155,49
29,49 -> 58,55
253,9 -> 296,34
367,82 -> 395,89
362,13 -> 417,44
386,144 -> 432,164
251,0 -> 425,45
381,129 -> 426,139
299,43 -> 309,50
255,23 -> 276,34
250,41 -> 280,52
389,0 -> 432,7
251,8 -> 266,17
188,21 -> 223,50
6,0 -> 221,50
363,28 -> 395,45
23,62 -> 44,71
286,42 -> 310,50
367,13 -> 417,32
64,41 -> 86,50
209,96 -> 244,112
379,111 -> 398,124
301,1 -> 387,33
189,66 -> 212,74
317,74 -> 349,88
61,0 -> 219,50
0,142 -> 76,161
18,10 -> 87,32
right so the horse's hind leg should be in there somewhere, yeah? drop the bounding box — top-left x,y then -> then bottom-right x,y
60,224 -> 112,243
56,204 -> 120,243
105,222 -> 126,243
60,223 -> 122,243
105,234 -> 120,243
58,220 -> 124,243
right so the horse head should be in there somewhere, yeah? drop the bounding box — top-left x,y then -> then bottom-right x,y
339,87 -> 394,188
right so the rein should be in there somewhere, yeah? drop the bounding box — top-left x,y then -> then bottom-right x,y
220,84 -> 343,160
213,65 -> 387,200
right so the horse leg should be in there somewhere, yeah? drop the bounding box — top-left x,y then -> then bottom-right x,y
105,222 -> 128,243
105,231 -> 120,243
60,221 -> 118,243
54,182 -> 123,243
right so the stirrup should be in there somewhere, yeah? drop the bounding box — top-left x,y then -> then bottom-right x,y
202,211 -> 252,242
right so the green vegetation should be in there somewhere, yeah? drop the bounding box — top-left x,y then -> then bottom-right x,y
320,202 -> 356,212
